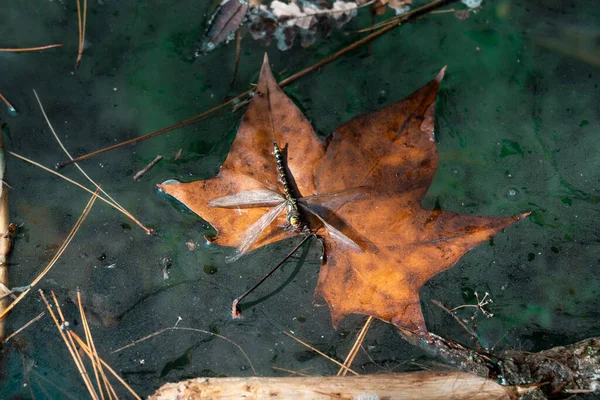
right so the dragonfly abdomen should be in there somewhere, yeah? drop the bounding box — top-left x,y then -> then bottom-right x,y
273,141 -> 302,229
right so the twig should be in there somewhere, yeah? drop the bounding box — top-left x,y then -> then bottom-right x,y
133,155 -> 163,180
0,44 -> 63,52
56,0 -> 458,167
282,331 -> 359,376
431,299 -> 484,349
9,151 -> 152,234
33,89 -> 151,236
4,312 -> 45,343
111,325 -> 256,375
0,189 -> 98,320
337,316 -> 373,376
232,233 -> 315,318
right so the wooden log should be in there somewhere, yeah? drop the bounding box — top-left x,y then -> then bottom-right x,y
149,371 -> 519,400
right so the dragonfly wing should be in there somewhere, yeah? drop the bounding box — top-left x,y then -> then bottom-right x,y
301,204 -> 362,252
228,201 -> 287,262
300,186 -> 368,208
209,189 -> 285,208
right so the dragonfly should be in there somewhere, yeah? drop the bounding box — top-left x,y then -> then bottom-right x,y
208,141 -> 366,261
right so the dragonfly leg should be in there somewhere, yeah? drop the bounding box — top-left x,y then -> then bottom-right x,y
232,232 -> 316,318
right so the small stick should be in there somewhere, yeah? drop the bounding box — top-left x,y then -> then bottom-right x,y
133,155 -> 163,180
431,299 -> 483,349
0,90 -> 17,113
232,233 -> 315,318
56,0 -> 458,168
337,316 -> 373,376
4,312 -> 45,343
282,331 -> 359,376
0,44 -> 63,52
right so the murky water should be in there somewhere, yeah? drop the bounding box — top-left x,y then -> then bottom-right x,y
0,0 -> 598,397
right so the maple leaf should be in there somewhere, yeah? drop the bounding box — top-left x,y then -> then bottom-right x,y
158,55 -> 527,334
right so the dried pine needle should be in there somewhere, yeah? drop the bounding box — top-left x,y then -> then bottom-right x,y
282,331 -> 359,376
4,312 -> 45,343
32,89 -> 152,235
40,290 -> 99,400
0,189 -> 98,320
0,44 -> 63,52
9,151 -> 152,234
337,316 -> 373,376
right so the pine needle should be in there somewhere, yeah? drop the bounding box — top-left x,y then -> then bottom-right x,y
0,44 -> 63,52
337,316 -> 373,376
8,151 -> 152,234
0,189 -> 98,320
40,289 -> 99,400
70,332 -> 142,400
32,89 -> 152,235
74,0 -> 87,69
282,331 -> 359,376
4,311 -> 45,343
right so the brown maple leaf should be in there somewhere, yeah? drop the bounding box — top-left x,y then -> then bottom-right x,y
158,55 -> 527,334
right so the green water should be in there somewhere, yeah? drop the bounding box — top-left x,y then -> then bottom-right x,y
0,0 -> 598,397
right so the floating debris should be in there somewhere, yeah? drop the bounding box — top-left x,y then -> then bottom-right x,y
133,155 -> 163,180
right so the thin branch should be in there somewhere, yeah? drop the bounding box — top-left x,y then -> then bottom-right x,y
75,0 -> 88,69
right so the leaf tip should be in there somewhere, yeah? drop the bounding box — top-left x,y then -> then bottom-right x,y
435,66 -> 447,83
260,53 -> 273,77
